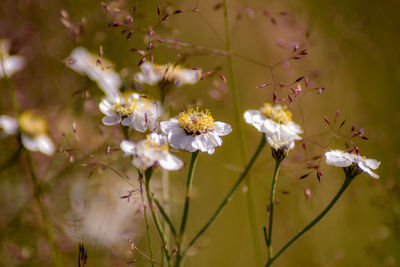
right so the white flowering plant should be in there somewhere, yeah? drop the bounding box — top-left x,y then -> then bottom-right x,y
0,1 -> 390,267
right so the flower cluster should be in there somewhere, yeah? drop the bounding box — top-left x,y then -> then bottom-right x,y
0,39 -> 26,78
325,150 -> 380,179
244,103 -> 302,156
161,108 -> 232,154
135,62 -> 202,87
0,111 -> 55,155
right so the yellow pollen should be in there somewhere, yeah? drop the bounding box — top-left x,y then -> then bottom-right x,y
178,107 -> 215,136
144,134 -> 168,151
112,94 -> 138,117
18,111 -> 48,136
260,103 -> 292,124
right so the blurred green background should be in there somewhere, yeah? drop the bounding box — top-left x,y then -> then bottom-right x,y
0,0 -> 399,266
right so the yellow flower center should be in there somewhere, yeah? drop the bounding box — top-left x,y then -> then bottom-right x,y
178,108 -> 215,136
260,103 -> 292,124
18,111 -> 48,136
112,94 -> 138,117
144,135 -> 168,151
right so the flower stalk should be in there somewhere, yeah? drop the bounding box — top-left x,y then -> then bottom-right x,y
266,175 -> 355,266
222,0 -> 264,265
266,158 -> 283,261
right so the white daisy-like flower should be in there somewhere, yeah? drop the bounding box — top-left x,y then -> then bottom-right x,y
0,111 -> 55,156
244,103 -> 302,151
160,108 -> 232,154
99,92 -> 161,132
120,133 -> 183,171
66,47 -> 121,98
325,149 -> 380,179
134,62 -> 202,87
0,39 -> 26,78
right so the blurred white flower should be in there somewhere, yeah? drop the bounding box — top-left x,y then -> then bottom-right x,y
134,62 -> 202,87
66,176 -> 143,252
325,149 -> 380,179
0,39 -> 26,78
66,47 -> 121,98
0,111 -> 55,156
99,92 -> 161,132
244,103 -> 302,151
160,108 -> 232,154
120,132 -> 183,171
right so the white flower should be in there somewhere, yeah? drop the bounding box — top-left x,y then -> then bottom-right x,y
160,108 -> 232,154
0,39 -> 26,78
134,62 -> 202,87
120,133 -> 183,171
0,111 -> 55,156
66,47 -> 121,98
244,103 -> 302,151
99,92 -> 161,132
325,149 -> 380,179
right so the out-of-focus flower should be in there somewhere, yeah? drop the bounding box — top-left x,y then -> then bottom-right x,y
65,47 -> 121,98
120,133 -> 183,171
160,108 -> 232,154
0,111 -> 55,156
99,92 -> 161,132
0,39 -> 26,78
134,62 -> 202,87
66,176 -> 143,252
244,103 -> 302,152
325,149 -> 380,179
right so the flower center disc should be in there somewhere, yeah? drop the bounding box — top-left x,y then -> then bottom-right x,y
19,111 -> 48,136
178,108 -> 215,136
112,95 -> 138,117
260,103 -> 292,124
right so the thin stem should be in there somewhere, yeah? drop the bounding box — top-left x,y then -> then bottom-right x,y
222,1 -> 263,265
185,134 -> 266,253
266,175 -> 355,266
139,178 -> 155,267
25,150 -> 63,267
179,151 -> 200,236
144,169 -> 172,267
0,142 -> 22,173
1,56 -> 19,116
153,197 -> 177,237
266,159 -> 282,261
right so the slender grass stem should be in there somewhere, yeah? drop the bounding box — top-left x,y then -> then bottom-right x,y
144,169 -> 172,267
266,159 -> 282,261
153,197 -> 177,237
222,1 -> 263,265
266,175 -> 355,266
185,134 -> 266,254
139,178 -> 155,267
25,150 -> 63,267
1,57 -> 19,116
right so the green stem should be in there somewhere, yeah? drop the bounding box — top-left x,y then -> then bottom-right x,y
144,169 -> 172,267
222,1 -> 263,265
266,175 -> 355,266
185,134 -> 266,253
1,56 -> 19,116
153,197 -> 177,238
179,151 -> 200,236
25,150 -> 63,267
266,159 -> 282,261
139,178 -> 155,267
176,151 -> 200,267
0,143 -> 22,173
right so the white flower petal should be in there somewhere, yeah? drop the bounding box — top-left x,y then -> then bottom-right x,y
0,56 -> 26,77
363,158 -> 381,170
102,114 -> 121,126
21,134 -> 38,151
120,140 -> 136,155
158,154 -> 183,171
0,115 -> 18,136
121,115 -> 135,127
99,100 -> 114,116
213,121 -> 232,136
35,135 -> 55,156
160,119 -> 179,135
244,110 -> 265,131
325,150 -> 353,167
358,162 -> 379,179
